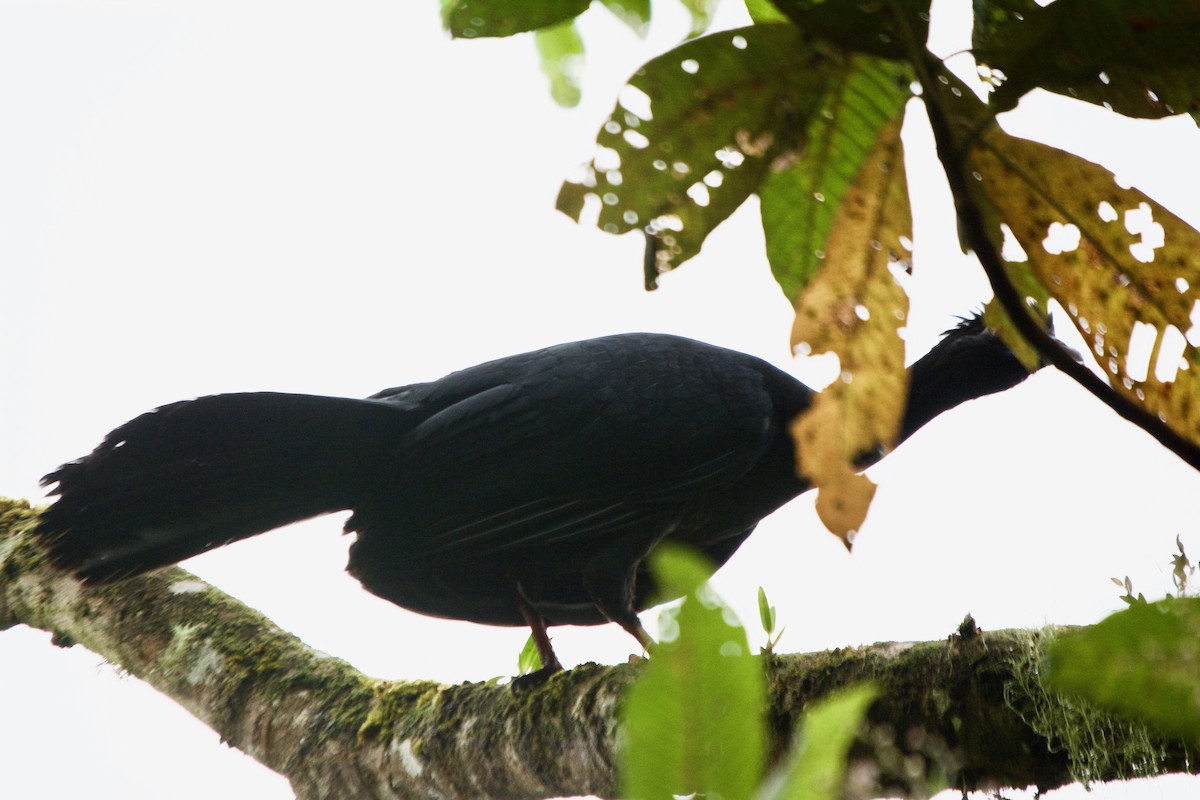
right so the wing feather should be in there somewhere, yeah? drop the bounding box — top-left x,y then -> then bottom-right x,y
354,334 -> 790,567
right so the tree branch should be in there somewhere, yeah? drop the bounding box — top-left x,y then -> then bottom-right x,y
1,497 -> 1191,798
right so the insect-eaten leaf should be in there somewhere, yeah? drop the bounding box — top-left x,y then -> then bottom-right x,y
622,544 -> 767,800
794,419 -> 876,548
1045,597 -> 1200,744
968,128 -> 1200,448
771,0 -> 931,61
760,56 -> 911,301
786,116 -> 911,546
974,0 -> 1200,118
558,23 -> 833,284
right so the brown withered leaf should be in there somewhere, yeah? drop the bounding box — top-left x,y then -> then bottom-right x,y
789,116 -> 911,545
970,129 -> 1200,446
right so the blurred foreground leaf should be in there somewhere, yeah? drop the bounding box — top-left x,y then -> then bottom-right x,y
442,0 -> 590,38
1045,598 -> 1200,743
679,0 -> 720,37
536,21 -> 585,107
621,545 -> 766,800
600,0 -> 651,37
756,684 -> 877,800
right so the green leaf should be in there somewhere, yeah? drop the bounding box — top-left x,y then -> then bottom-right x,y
517,634 -> 543,675
975,0 -> 1200,119
757,586 -> 775,636
442,0 -> 590,39
980,296 -> 1044,373
757,684 -> 877,800
679,0 -> 720,38
782,109 -> 911,544
967,128 -> 1200,450
536,21 -> 585,108
771,0 -> 931,60
745,0 -> 788,25
970,0 -> 1040,51
1045,598 -> 1200,743
558,23 -> 833,282
759,56 -> 911,300
621,544 -> 767,800
601,0 -> 651,37
646,542 -> 714,602
1171,535 -> 1194,596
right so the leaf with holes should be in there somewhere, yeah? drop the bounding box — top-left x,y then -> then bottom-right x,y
970,0 -> 1040,51
1045,598 -> 1200,743
442,0 -> 590,39
968,128 -> 1200,446
557,23 -> 833,283
787,116 -> 910,546
975,0 -> 1200,118
760,57 -> 911,301
792,397 -> 878,547
622,544 -> 767,800
772,0 -> 931,60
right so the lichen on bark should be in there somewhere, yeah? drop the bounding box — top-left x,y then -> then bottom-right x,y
1,496 -> 1195,799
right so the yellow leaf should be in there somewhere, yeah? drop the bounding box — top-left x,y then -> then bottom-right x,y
970,130 -> 1200,445
789,116 -> 910,544
791,401 -> 878,546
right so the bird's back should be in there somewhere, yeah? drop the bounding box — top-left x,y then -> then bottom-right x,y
346,333 -> 813,626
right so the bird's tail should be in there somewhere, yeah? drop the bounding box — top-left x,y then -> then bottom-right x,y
37,392 -> 410,583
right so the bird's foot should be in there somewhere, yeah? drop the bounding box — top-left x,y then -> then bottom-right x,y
510,662 -> 562,693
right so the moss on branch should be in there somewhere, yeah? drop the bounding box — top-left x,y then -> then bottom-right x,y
1,497 -> 1192,799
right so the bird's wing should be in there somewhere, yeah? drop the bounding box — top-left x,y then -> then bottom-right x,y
356,337 -> 787,562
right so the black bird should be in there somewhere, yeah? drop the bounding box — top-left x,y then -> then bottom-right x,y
37,315 -> 1037,683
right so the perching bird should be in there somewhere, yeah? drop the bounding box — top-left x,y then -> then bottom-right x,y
37,315 -> 1037,684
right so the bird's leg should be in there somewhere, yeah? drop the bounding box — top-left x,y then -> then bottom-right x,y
511,596 -> 563,692
614,613 -> 655,656
583,550 -> 656,656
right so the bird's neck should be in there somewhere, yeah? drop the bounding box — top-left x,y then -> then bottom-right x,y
899,329 -> 1035,443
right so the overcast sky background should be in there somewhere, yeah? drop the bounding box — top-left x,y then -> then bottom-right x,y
3,1 -> 1200,798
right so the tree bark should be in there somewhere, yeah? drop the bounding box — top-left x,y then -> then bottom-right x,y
1,497 -> 1191,799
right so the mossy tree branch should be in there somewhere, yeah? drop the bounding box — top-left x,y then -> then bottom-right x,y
0,497 -> 1192,799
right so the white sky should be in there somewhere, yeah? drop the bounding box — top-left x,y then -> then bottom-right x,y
2,1 -> 1200,798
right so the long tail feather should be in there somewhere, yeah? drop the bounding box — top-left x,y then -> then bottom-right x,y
38,392 -> 410,583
